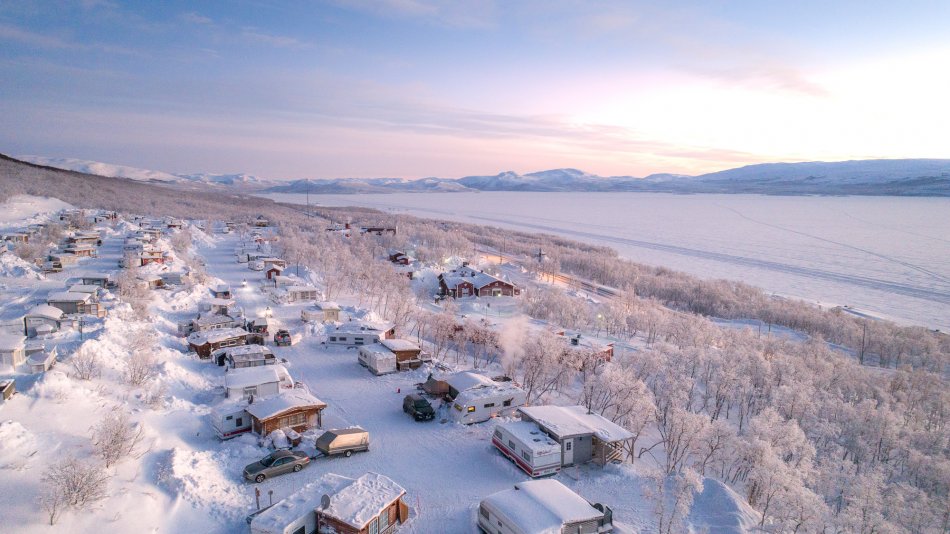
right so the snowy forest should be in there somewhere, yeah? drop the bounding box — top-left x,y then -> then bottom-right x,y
1,155 -> 948,533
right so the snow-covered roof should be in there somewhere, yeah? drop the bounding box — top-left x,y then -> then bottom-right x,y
0,334 -> 25,351
286,285 -> 318,293
26,304 -> 64,320
207,298 -> 235,307
212,284 -> 230,293
440,267 -> 515,290
333,321 -> 393,335
518,405 -> 633,442
359,344 -> 395,358
224,366 -> 282,389
379,338 -> 419,352
194,313 -> 239,327
250,475 -> 353,534
496,421 -> 560,456
445,371 -> 497,392
481,480 -> 602,533
320,472 -> 406,529
47,291 -> 92,303
67,284 -> 100,294
27,351 -> 56,366
187,327 -> 248,346
216,345 -> 274,362
246,389 -> 326,420
316,301 -> 340,311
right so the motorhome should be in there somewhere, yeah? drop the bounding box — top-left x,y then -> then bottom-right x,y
477,479 -> 615,534
445,372 -> 527,424
492,421 -> 561,478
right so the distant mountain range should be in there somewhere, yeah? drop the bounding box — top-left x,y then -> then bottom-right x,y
17,155 -> 950,196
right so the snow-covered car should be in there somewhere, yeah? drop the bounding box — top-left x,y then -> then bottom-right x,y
243,450 -> 311,483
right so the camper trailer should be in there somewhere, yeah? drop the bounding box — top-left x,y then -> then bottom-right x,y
315,428 -> 370,458
445,372 -> 527,424
212,402 -> 252,439
492,421 -> 562,478
357,344 -> 397,376
478,479 -> 615,534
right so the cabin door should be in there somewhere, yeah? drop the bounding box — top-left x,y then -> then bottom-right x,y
563,438 -> 574,465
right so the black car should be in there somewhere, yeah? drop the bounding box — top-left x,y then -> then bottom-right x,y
403,394 -> 435,421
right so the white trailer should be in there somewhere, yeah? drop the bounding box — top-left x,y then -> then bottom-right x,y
492,421 -> 561,478
212,403 -> 252,439
357,344 -> 397,375
450,383 -> 526,424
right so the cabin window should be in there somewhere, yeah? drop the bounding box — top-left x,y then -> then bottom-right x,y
369,517 -> 379,534
243,386 -> 257,398
467,406 -> 475,413
235,417 -> 243,427
329,336 -> 337,342
277,412 -> 307,428
378,507 -> 390,531
484,403 -> 495,408
503,399 -> 512,407
225,415 -> 233,421
565,441 -> 572,451
291,527 -> 304,534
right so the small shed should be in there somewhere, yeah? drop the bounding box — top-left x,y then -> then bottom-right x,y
379,338 -> 427,370
80,274 -> 113,288
27,349 -> 57,373
211,284 -> 232,299
0,334 -> 26,370
23,305 -> 65,337
265,266 -> 283,280
285,285 -> 319,303
47,291 -> 103,317
0,380 -> 15,403
246,389 -> 327,436
301,301 -> 340,323
357,344 -> 397,376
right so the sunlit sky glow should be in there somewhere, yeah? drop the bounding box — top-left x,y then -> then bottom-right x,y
2,1 -> 949,179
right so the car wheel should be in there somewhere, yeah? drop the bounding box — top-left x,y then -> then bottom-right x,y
293,464 -> 302,472
344,450 -> 352,458
255,474 -> 265,483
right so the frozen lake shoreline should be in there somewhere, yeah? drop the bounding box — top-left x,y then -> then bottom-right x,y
262,192 -> 950,331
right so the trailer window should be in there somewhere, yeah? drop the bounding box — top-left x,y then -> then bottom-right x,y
479,505 -> 490,520
484,403 -> 495,408
467,406 -> 475,413
509,440 -> 515,449
522,451 -> 531,462
503,399 -> 512,407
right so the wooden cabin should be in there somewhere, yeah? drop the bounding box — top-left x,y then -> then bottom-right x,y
301,301 -> 341,323
379,338 -> 429,370
46,291 -> 104,317
438,267 -> 519,298
245,389 -> 326,435
23,305 -> 65,337
0,334 -> 26,370
518,405 -> 634,466
186,328 -> 251,359
316,472 -> 408,534
284,285 -> 319,303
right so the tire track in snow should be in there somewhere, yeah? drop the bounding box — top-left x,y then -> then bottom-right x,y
466,215 -> 950,305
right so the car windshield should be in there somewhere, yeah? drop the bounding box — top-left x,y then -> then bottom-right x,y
415,401 -> 430,408
260,453 -> 278,467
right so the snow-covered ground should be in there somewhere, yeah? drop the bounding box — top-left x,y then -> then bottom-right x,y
264,191 -> 950,331
0,203 -> 762,533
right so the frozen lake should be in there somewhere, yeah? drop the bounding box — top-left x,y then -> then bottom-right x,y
264,192 -> 950,331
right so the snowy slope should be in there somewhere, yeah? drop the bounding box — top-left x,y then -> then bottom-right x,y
19,155 -> 180,182
0,194 -> 73,226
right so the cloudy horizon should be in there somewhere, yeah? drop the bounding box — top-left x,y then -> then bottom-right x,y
2,1 -> 949,180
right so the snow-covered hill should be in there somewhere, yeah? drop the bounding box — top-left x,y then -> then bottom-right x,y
19,155 -> 180,182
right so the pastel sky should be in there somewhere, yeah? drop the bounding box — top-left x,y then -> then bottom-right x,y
2,1 -> 949,179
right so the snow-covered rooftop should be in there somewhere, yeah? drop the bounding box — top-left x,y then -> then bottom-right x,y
481,479 -> 602,533
379,338 -> 419,352
250,475 -> 352,534
187,327 -> 248,346
47,291 -> 92,303
496,420 -> 560,456
320,472 -> 406,529
25,304 -> 64,320
224,366 -> 282,389
216,344 -> 273,361
0,334 -> 25,351
445,371 -> 497,392
315,301 -> 340,310
246,389 -> 326,420
332,321 -> 393,335
440,266 -> 514,290
359,343 -> 393,357
67,284 -> 100,294
519,405 -> 634,442
194,313 -> 239,327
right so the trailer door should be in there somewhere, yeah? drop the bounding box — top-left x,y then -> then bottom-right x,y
563,438 -> 574,465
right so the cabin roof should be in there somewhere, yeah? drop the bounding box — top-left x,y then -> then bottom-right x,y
187,327 -> 248,346
26,304 -> 64,320
47,291 -> 92,303
224,366 -> 283,389
379,338 -> 419,352
482,479 -> 602,533
518,405 -> 633,442
333,321 -> 393,335
0,334 -> 25,351
250,475 -> 353,533
246,389 -> 326,420
321,472 -> 406,529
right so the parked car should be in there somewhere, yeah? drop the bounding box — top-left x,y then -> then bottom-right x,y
403,394 -> 436,421
274,329 -> 292,346
315,428 -> 370,458
243,450 -> 311,483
